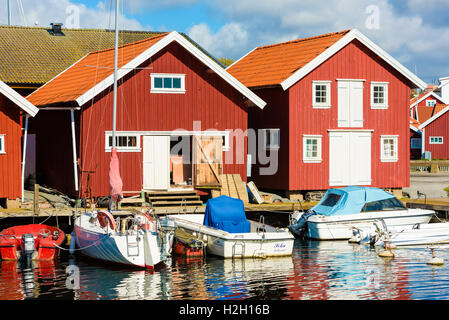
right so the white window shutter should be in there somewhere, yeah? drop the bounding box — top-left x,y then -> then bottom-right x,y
350,81 -> 364,127
337,81 -> 350,127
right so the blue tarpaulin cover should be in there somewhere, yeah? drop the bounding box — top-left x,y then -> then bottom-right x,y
311,186 -> 395,216
203,195 -> 250,233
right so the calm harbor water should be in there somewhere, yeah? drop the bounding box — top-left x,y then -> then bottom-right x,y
1,239 -> 449,300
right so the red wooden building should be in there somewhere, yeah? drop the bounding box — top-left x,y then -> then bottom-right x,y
418,104 -> 449,160
410,88 -> 447,125
409,117 -> 422,160
411,78 -> 449,160
0,81 -> 39,205
228,29 -> 426,199
27,31 -> 265,198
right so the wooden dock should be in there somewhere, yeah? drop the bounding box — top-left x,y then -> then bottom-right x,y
6,196 -> 447,220
0,200 -> 317,219
403,198 -> 449,216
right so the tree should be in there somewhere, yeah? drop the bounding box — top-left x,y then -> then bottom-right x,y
218,58 -> 234,67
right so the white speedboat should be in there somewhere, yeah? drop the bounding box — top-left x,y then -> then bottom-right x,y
168,196 -> 294,258
74,210 -> 173,269
289,186 -> 434,240
357,220 -> 449,247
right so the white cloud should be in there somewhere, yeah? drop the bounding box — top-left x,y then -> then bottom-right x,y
187,22 -> 249,59
204,0 -> 449,82
126,0 -> 199,14
0,0 -> 148,30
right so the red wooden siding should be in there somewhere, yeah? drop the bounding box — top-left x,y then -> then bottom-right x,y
0,94 -> 22,199
423,112 -> 449,159
77,42 -> 249,197
417,95 -> 445,107
249,39 -> 412,192
289,40 -> 411,190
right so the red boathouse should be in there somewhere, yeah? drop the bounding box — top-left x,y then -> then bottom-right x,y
27,31 -> 265,199
228,29 -> 427,199
0,81 -> 39,206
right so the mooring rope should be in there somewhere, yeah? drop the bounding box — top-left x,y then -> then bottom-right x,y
53,234 -> 110,252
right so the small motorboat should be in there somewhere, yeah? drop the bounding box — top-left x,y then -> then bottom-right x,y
288,186 -> 435,240
352,219 -> 449,247
0,224 -> 65,261
168,195 -> 294,258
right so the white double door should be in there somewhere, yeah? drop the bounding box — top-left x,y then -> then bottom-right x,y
329,131 -> 372,186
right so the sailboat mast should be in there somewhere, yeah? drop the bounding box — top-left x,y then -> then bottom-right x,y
112,0 -> 119,149
7,0 -> 11,25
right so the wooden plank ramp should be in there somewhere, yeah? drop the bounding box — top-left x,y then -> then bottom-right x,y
212,174 -> 249,203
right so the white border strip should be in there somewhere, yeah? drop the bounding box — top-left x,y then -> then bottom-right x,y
76,31 -> 266,109
280,29 -> 427,91
0,81 -> 39,117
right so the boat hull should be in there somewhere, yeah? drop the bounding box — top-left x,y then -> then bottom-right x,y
0,224 -> 65,261
168,214 -> 294,258
74,214 -> 163,269
377,223 -> 449,247
307,209 -> 434,240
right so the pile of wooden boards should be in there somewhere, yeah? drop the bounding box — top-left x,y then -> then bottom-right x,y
211,174 -> 249,203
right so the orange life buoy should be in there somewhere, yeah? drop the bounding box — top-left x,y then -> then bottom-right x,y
97,210 -> 117,231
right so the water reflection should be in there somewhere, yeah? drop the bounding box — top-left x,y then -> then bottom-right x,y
0,259 -> 61,300
2,240 -> 449,300
291,240 -> 415,300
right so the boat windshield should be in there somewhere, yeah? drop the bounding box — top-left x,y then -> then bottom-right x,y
320,193 -> 342,207
363,197 -> 406,212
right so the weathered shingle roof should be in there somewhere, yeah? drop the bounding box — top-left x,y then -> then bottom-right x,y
27,33 -> 168,105
227,30 -> 350,88
27,31 -> 265,109
0,25 -> 164,86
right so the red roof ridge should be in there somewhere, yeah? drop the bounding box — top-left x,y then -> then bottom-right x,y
255,29 -> 352,51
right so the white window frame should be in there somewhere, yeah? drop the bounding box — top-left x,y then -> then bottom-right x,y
150,73 -> 186,94
0,134 -> 5,154
105,132 -> 141,152
371,82 -> 389,109
429,136 -> 444,144
303,135 -> 322,163
380,135 -> 398,162
312,81 -> 331,108
262,129 -> 280,150
426,100 -> 437,107
410,138 -> 421,149
222,132 -> 230,152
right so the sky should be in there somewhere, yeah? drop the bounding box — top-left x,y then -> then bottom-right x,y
1,0 -> 449,84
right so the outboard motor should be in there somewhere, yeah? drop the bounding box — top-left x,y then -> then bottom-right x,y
21,234 -> 35,262
288,210 -> 317,238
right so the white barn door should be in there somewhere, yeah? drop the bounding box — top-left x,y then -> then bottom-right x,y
329,131 -> 371,186
143,135 -> 170,190
329,132 -> 350,186
351,132 -> 372,185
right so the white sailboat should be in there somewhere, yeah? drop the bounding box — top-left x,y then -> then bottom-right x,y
73,0 -> 171,269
